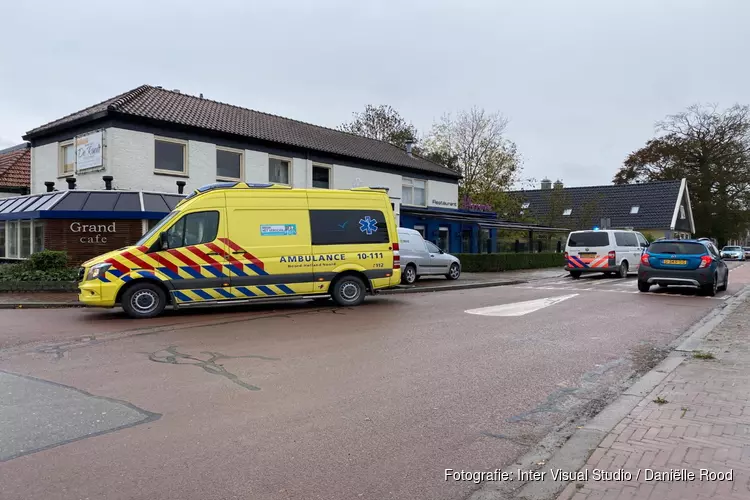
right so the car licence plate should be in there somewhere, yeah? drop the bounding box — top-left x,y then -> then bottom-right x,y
579,253 -> 596,258
662,259 -> 687,265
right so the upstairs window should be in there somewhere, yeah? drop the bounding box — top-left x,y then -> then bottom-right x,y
269,156 -> 291,184
521,202 -> 530,209
630,206 -> 639,214
402,178 -> 426,206
155,138 -> 187,174
562,208 -> 572,216
60,141 -> 75,175
216,147 -> 243,180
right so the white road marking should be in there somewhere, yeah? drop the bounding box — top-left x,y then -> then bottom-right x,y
465,294 -> 578,317
514,285 -> 727,300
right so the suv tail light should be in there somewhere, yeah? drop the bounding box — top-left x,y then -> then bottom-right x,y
641,253 -> 649,266
392,242 -> 400,269
699,255 -> 712,268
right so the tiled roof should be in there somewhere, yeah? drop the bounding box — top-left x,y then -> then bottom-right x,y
509,180 -> 683,229
0,143 -> 31,188
24,85 -> 460,179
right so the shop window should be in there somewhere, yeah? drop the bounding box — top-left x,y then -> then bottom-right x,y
164,211 -> 219,248
437,226 -> 449,252
413,225 -> 426,238
217,147 -> 243,180
461,229 -> 472,253
33,221 -> 44,253
402,178 -> 426,206
155,137 -> 187,174
480,228 -> 491,253
312,165 -> 331,189
60,141 -> 75,176
269,156 -> 291,184
7,221 -> 18,258
20,221 -> 31,258
310,209 -> 389,245
0,223 -> 5,258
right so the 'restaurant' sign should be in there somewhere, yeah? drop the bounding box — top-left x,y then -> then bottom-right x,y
75,131 -> 103,172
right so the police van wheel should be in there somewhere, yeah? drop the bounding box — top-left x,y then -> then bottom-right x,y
331,275 -> 366,307
122,282 -> 167,319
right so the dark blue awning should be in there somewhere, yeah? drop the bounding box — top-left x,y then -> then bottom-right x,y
0,190 -> 185,221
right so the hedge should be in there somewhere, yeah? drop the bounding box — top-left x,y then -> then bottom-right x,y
454,252 -> 564,272
0,250 -> 78,290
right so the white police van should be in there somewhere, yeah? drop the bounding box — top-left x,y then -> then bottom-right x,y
564,229 -> 650,279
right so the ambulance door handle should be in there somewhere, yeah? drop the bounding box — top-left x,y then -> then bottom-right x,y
232,251 -> 244,254
206,252 -> 220,256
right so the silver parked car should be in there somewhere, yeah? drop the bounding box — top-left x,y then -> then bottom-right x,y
397,228 -> 461,284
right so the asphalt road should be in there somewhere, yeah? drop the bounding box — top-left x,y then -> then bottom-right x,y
0,262 -> 747,500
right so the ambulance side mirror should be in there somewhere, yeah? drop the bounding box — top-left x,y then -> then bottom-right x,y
159,232 -> 169,250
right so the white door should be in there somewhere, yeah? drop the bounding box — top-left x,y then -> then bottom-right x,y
625,233 -> 641,271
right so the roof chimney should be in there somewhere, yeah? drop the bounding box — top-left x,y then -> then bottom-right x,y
553,179 -> 563,189
541,177 -> 552,189
405,139 -> 414,157
103,175 -> 113,190
176,180 -> 186,194
199,93 -> 204,99
65,177 -> 76,190
173,89 -> 180,93
44,181 -> 55,193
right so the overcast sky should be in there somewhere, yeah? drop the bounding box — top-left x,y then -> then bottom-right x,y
2,0 -> 748,187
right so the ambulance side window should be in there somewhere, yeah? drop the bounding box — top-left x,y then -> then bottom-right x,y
164,211 -> 219,248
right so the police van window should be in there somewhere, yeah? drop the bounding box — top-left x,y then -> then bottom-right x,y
567,231 -> 609,247
615,232 -> 638,247
310,209 -> 389,245
165,211 -> 219,248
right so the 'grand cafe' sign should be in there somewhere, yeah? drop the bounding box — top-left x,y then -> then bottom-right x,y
69,221 -> 118,243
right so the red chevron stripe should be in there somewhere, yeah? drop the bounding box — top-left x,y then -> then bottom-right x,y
105,257 -> 130,274
167,249 -> 199,268
205,242 -> 244,268
121,251 -> 154,270
186,245 -> 223,272
149,253 -> 179,274
219,237 -> 265,270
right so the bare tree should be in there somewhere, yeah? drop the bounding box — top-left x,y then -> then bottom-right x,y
424,107 -> 522,208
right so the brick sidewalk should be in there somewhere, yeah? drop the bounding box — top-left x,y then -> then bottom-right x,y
558,300 -> 750,500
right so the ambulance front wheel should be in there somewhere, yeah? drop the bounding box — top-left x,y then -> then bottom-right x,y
122,282 -> 167,319
331,275 -> 366,307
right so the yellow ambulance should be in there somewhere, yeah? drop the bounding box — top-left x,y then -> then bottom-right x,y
77,182 -> 402,318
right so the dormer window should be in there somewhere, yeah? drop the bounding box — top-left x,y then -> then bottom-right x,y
521,202 -> 530,209
563,208 -> 572,216
630,206 -> 639,214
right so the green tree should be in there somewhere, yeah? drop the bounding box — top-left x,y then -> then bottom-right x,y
339,105 -> 419,149
613,104 -> 750,246
423,107 -> 523,208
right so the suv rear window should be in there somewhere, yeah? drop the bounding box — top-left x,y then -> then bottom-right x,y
567,232 -> 609,247
649,242 -> 707,255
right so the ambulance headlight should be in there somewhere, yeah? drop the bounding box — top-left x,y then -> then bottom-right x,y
87,263 -> 112,281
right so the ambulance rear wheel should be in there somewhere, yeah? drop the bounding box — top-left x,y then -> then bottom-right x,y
331,275 -> 366,307
122,282 -> 167,319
